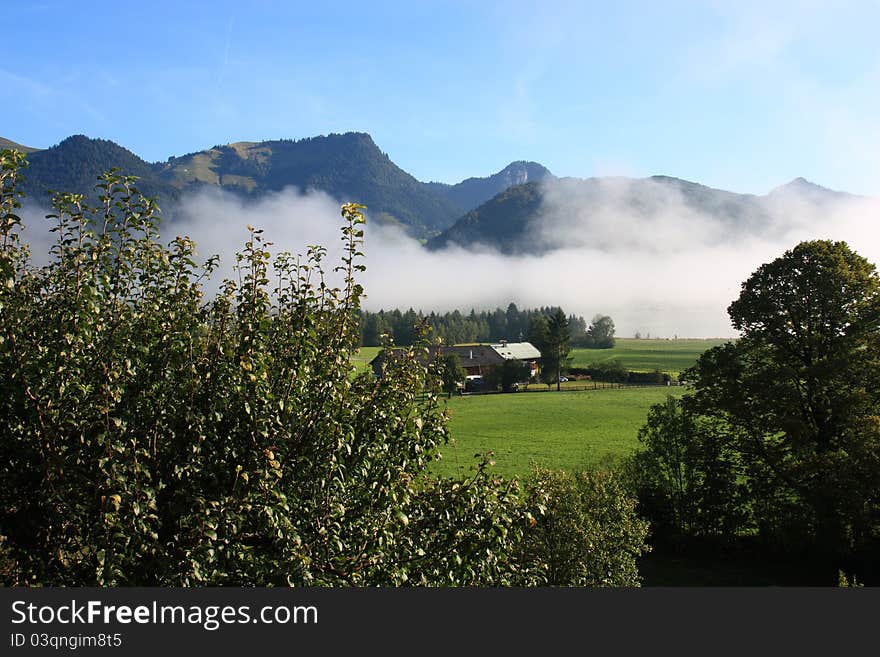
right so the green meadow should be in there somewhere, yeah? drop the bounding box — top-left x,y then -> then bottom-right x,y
356,338 -> 730,376
434,385 -> 686,479
570,337 -> 731,375
357,338 -> 724,481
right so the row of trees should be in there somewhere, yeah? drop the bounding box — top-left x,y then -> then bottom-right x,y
359,305 -> 614,348
0,151 -> 647,586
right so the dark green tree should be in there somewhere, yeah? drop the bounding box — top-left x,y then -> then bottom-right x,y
633,240 -> 880,562
545,308 -> 572,391
359,306 -> 587,348
626,396 -> 748,544
360,311 -> 386,346
694,240 -> 880,554
485,359 -> 531,392
488,308 -> 507,341
585,314 -> 615,348
506,302 -> 523,341
568,314 -> 587,341
439,352 -> 465,398
527,314 -> 549,350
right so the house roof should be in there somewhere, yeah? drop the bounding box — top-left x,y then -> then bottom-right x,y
368,344 -> 505,370
490,341 -> 542,360
368,342 -> 541,372
442,345 -> 505,369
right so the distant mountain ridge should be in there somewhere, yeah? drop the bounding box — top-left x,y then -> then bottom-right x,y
155,132 -> 461,235
8,132 -> 548,239
21,135 -> 181,205
427,174 -> 860,255
426,182 -> 546,253
766,176 -> 854,204
0,137 -> 40,153
425,161 -> 554,214
4,132 -> 861,252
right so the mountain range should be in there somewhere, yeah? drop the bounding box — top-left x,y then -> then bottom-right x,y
11,132 -> 548,240
426,174 -> 856,254
4,132 -> 858,253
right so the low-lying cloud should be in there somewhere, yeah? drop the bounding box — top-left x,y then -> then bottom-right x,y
18,178 -> 880,339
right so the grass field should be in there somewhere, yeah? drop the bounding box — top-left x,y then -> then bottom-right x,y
357,338 -> 721,480
434,386 -> 686,479
355,338 -> 728,376
351,346 -> 382,373
570,337 -> 730,375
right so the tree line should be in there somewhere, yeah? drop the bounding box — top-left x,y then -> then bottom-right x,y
360,305 -> 615,348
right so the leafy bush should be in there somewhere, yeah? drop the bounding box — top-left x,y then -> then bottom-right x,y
583,360 -> 629,383
0,150 -> 523,586
515,467 -> 649,586
570,363 -> 670,385
484,359 -> 531,392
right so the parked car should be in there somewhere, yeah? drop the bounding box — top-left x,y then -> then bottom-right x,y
465,376 -> 485,392
558,376 -> 569,382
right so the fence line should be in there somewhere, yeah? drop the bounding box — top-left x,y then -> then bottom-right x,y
460,382 -> 680,397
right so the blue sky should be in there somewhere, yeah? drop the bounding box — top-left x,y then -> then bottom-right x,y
6,0 -> 880,195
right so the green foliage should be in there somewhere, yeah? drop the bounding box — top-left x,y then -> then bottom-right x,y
359,304 -> 586,347
0,536 -> 20,585
2,150 -> 657,588
527,313 -> 549,352
396,458 -> 525,585
542,308 -> 572,390
583,359 -> 629,383
529,311 -> 562,387
484,358 -> 531,392
625,397 -> 748,544
697,241 -> 880,554
837,570 -> 864,588
573,360 -> 670,385
576,314 -> 615,349
631,240 -> 880,560
0,150 -> 525,586
439,352 -> 466,398
516,467 -> 649,586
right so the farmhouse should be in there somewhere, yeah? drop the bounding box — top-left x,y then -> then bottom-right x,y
490,341 -> 541,379
440,345 -> 504,376
370,341 -> 542,381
